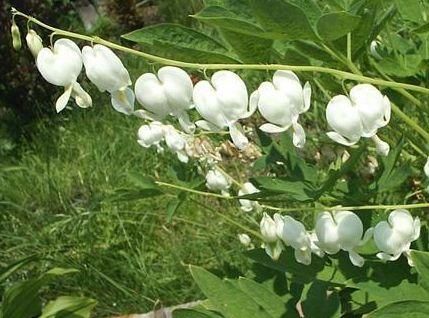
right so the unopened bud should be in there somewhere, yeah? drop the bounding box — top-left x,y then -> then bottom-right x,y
26,29 -> 43,58
11,22 -> 22,51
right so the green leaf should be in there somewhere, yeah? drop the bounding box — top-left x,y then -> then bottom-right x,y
122,24 -> 240,63
166,192 -> 186,222
317,11 -> 361,41
249,0 -> 317,41
237,277 -> 294,317
395,0 -> 425,23
189,265 -> 273,318
193,6 -> 265,36
251,177 -> 317,202
1,268 -> 78,318
220,29 -> 273,63
367,300 -> 429,317
301,281 -> 340,318
0,254 -> 38,283
287,0 -> 322,27
40,296 -> 97,318
112,173 -> 164,201
411,250 -> 429,292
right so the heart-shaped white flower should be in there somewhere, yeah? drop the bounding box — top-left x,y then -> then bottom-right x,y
238,182 -> 261,212
260,213 -> 283,260
326,84 -> 391,156
205,168 -> 230,195
37,38 -> 92,112
137,121 -> 165,152
315,211 -> 373,267
250,70 -> 311,148
374,209 -> 420,266
274,214 -> 314,265
193,71 -> 255,149
135,66 -> 195,133
82,44 -> 134,115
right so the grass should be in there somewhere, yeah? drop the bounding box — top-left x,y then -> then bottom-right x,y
0,89 -> 252,316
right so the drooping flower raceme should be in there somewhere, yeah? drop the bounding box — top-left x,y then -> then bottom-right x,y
82,44 -> 134,115
326,84 -> 391,156
374,209 -> 420,266
205,168 -> 230,195
37,38 -> 92,112
250,71 -> 311,148
193,71 -> 256,149
135,66 -> 195,133
274,214 -> 315,265
238,182 -> 261,212
260,213 -> 283,260
137,121 -> 165,152
315,211 -> 373,267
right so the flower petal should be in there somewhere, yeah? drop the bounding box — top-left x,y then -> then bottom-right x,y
348,250 -> 365,267
326,131 -> 359,146
111,87 -> 135,115
292,120 -> 306,148
71,82 -> 92,108
302,81 -> 311,112
55,84 -> 73,113
259,123 -> 288,134
135,73 -> 170,118
229,122 -> 249,150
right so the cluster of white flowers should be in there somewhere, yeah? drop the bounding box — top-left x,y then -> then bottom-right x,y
28,33 -> 394,159
260,209 -> 420,267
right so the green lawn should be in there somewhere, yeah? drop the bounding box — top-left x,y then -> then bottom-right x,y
0,94 -> 250,316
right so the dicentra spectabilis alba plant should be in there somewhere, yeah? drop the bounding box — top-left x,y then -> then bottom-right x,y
326,84 -> 391,156
82,44 -> 135,115
193,70 -> 256,149
260,213 -> 282,261
36,38 -> 92,112
238,182 -> 261,212
250,70 -> 311,148
205,168 -> 230,196
134,66 -> 195,133
374,209 -> 420,266
315,211 -> 373,267
164,125 -> 189,163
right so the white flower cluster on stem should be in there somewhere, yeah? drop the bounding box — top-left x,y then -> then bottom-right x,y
260,209 -> 420,267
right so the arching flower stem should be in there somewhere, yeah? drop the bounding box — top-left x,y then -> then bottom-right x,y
11,8 -> 429,96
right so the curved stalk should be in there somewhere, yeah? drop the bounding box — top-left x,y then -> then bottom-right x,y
11,8 -> 429,96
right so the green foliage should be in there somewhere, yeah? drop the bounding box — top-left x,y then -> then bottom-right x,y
40,296 -> 96,318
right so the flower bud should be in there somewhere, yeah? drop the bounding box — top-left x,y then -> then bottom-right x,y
260,213 -> 278,243
250,71 -> 311,148
205,168 -> 230,194
11,22 -> 22,51
238,233 -> 252,247
137,121 -> 165,151
374,209 -> 420,266
238,182 -> 260,212
135,66 -> 195,133
164,126 -> 189,163
26,29 -> 43,58
315,211 -> 372,267
424,156 -> 429,178
193,71 -> 255,149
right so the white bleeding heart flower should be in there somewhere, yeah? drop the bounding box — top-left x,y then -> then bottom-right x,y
36,38 -> 92,112
164,126 -> 189,163
250,71 -> 311,148
274,214 -> 315,265
238,182 -> 261,212
205,168 -> 230,195
137,121 -> 165,152
238,233 -> 252,247
260,213 -> 282,260
82,44 -> 134,115
374,209 -> 420,266
135,66 -> 195,133
26,29 -> 43,58
326,84 -> 391,156
315,211 -> 373,267
193,71 -> 255,149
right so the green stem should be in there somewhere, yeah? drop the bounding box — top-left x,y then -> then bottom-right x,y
11,8 -> 429,95
155,181 -> 235,200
